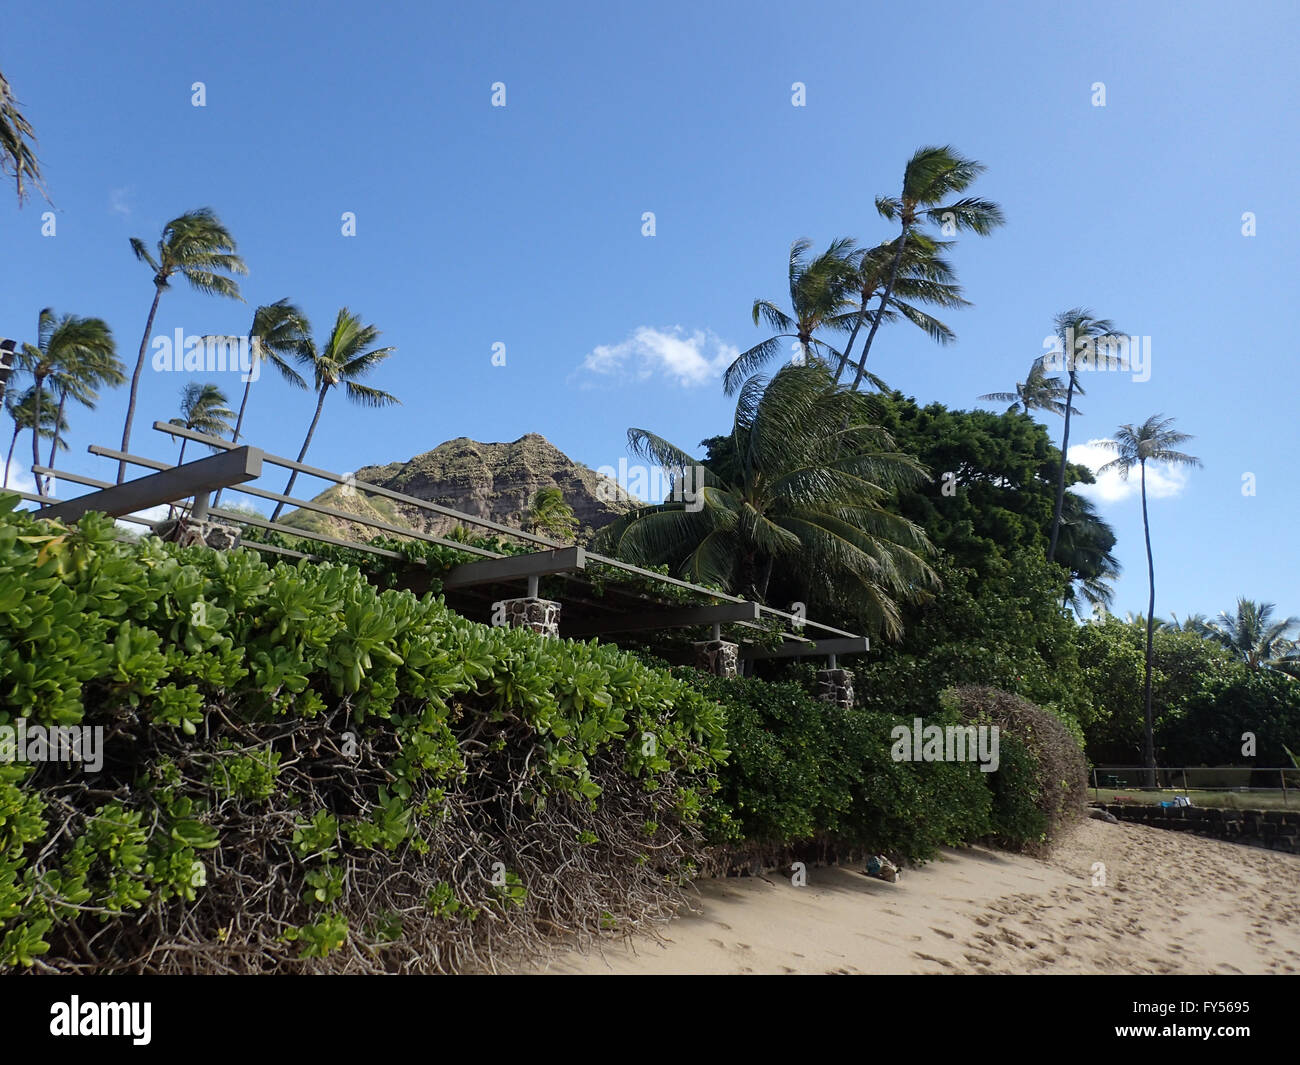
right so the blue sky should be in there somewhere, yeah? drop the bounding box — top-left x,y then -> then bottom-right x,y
2,0 -> 1296,623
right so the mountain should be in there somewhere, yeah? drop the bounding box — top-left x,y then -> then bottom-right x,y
277,433 -> 636,544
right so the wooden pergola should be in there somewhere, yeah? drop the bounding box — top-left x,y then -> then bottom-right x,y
15,421 -> 870,667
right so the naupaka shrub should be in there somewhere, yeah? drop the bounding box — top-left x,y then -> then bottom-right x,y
0,497 -> 727,972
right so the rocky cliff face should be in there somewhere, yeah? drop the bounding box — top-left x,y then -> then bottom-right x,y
279,433 -> 636,543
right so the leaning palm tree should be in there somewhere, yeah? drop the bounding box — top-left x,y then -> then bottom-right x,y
597,362 -> 938,637
849,145 -> 1003,389
1055,491 -> 1120,613
1043,308 -> 1121,562
525,487 -> 578,541
0,69 -> 47,205
832,235 -> 968,385
15,309 -> 117,493
43,327 -> 125,484
980,358 -> 1081,417
1097,415 -> 1201,781
119,208 -> 247,482
169,382 -> 235,465
209,299 -> 309,506
721,238 -> 857,395
3,386 -> 64,489
1202,599 -> 1300,671
269,309 -> 399,521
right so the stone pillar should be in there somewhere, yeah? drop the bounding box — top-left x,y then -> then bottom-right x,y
495,597 -> 562,638
815,668 -> 854,709
693,639 -> 739,678
154,516 -> 243,551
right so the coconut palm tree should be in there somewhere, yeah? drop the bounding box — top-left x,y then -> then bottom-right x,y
169,382 -> 235,465
209,299 -> 309,506
119,208 -> 247,482
849,146 -> 1003,390
1097,415 -> 1201,780
721,238 -> 858,395
14,309 -> 117,493
1055,491 -> 1120,613
3,386 -> 64,489
43,328 -> 125,485
1202,599 -> 1300,671
597,362 -> 938,637
1158,612 -> 1213,636
833,234 -> 968,385
1043,308 -> 1121,562
525,487 -> 578,541
979,358 -> 1082,417
269,309 -> 399,521
0,69 -> 46,205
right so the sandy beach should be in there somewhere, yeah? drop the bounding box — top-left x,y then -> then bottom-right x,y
527,820 -> 1300,974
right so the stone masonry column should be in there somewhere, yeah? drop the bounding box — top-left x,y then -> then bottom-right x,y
693,639 -> 739,678
495,597 -> 562,638
816,667 -> 854,709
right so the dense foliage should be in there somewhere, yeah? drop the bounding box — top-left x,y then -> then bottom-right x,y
944,686 -> 1088,853
0,497 -> 727,972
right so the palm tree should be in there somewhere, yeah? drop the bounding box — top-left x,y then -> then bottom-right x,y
0,69 -> 47,205
1097,415 -> 1201,780
1043,309 -> 1120,562
119,208 -> 247,482
849,146 -> 1003,389
1055,491 -> 1120,613
597,362 -> 937,637
525,487 -> 578,541
169,382 -> 235,465
210,299 -> 309,507
269,309 -> 399,521
3,386 -> 64,489
1202,599 -> 1299,671
43,327 -> 125,486
721,238 -> 857,395
1158,612 -> 1213,636
15,309 -> 117,493
979,358 -> 1081,417
833,234 -> 968,384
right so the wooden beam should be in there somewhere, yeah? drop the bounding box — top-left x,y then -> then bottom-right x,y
37,447 -> 263,523
565,601 -> 760,637
442,546 -> 586,590
741,636 -> 870,660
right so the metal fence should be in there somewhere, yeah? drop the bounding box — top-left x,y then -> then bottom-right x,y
1091,765 -> 1299,805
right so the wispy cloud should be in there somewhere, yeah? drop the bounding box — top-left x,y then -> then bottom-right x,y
576,326 -> 739,388
1069,439 -> 1190,504
109,186 -> 133,217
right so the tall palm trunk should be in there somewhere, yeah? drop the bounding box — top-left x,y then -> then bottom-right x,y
270,386 -> 327,521
834,285 -> 875,382
852,226 -> 909,389
1047,371 -> 1078,562
1139,459 -> 1158,786
213,375 -> 254,507
30,379 -> 44,491
3,422 -> 20,488
45,388 -> 69,493
119,283 -> 165,483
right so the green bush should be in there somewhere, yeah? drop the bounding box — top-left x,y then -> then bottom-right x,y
944,685 -> 1088,852
0,497 -> 727,972
684,673 -> 993,864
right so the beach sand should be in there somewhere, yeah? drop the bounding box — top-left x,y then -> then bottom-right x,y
526,820 -> 1300,974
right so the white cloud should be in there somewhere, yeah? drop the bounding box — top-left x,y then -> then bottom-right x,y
3,456 -> 38,497
577,326 -> 739,388
109,187 -> 132,217
1068,439 -> 1190,504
